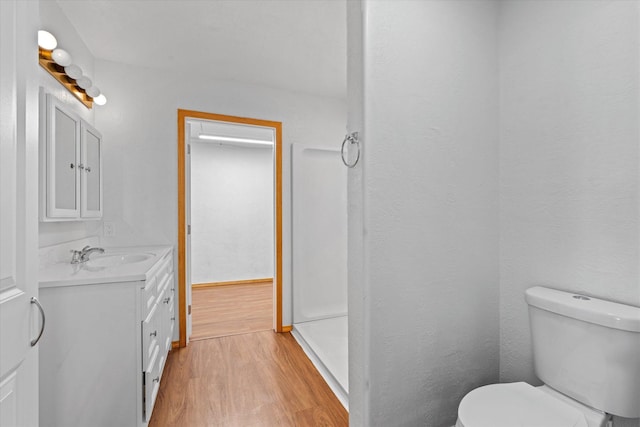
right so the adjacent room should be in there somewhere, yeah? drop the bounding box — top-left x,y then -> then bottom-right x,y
187,118 -> 276,341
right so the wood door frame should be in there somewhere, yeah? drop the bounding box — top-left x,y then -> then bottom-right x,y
177,109 -> 283,347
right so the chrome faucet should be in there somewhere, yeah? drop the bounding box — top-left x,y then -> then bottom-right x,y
70,246 -> 105,264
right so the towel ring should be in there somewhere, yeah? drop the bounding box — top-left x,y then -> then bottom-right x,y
341,132 -> 360,168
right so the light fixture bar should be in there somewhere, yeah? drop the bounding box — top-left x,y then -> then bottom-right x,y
38,30 -> 107,108
197,134 -> 273,145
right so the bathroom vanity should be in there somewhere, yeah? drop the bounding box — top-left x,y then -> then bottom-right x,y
38,246 -> 174,427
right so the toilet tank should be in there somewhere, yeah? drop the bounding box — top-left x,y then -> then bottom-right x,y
525,286 -> 640,418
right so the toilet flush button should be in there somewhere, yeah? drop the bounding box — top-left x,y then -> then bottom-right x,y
573,295 -> 590,301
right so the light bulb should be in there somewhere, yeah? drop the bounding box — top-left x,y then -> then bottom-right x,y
76,76 -> 92,89
51,49 -> 72,67
93,94 -> 107,106
64,65 -> 82,79
86,86 -> 100,98
38,30 -> 57,50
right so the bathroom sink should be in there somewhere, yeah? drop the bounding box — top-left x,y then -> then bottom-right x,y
87,253 -> 154,267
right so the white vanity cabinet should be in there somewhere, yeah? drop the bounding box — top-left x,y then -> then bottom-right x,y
39,248 -> 175,427
40,92 -> 103,221
139,253 -> 175,419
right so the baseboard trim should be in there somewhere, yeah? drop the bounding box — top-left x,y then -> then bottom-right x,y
192,278 -> 273,289
172,341 -> 180,349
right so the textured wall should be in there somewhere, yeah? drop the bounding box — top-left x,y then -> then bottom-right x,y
499,1 -> 640,425
190,142 -> 273,284
355,1 -> 501,425
346,1 -> 367,425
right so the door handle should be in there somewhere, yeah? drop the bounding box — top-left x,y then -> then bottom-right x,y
31,297 -> 46,347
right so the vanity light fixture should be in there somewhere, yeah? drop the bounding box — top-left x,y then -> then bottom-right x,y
51,48 -> 72,67
93,94 -> 107,106
38,30 -> 107,109
197,134 -> 273,146
64,64 -> 82,79
75,76 -> 92,90
85,86 -> 100,98
38,30 -> 57,50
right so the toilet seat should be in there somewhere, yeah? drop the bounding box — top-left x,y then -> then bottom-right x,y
456,382 -> 590,427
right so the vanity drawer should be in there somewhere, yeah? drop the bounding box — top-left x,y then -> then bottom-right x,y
141,276 -> 157,319
143,345 -> 161,422
142,303 -> 160,369
155,256 -> 173,285
156,270 -> 171,298
163,285 -> 175,354
141,254 -> 172,319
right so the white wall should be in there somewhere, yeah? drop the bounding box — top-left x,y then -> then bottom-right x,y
38,0 -> 101,248
94,59 -> 346,328
499,2 -> 640,425
190,141 -> 273,284
349,1 -> 500,425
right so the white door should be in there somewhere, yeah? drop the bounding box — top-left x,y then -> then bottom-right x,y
0,1 -> 41,426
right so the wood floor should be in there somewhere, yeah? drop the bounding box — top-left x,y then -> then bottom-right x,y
191,283 -> 273,340
149,331 -> 349,427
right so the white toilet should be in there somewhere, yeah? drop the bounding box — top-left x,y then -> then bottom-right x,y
456,286 -> 640,427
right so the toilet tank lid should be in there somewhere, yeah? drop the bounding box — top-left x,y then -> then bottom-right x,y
525,287 -> 640,332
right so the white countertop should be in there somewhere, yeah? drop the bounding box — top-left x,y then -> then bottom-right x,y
39,246 -> 173,288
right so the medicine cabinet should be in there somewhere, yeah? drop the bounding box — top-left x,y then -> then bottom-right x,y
41,92 -> 103,221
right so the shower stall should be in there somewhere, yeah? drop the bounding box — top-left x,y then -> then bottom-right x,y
291,143 -> 348,408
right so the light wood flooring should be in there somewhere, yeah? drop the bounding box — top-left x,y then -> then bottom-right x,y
149,331 -> 349,426
191,282 -> 273,341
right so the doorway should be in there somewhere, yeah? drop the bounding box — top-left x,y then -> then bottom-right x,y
177,110 -> 283,347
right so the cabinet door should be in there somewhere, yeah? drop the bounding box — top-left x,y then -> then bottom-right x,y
45,94 -> 80,218
80,121 -> 102,218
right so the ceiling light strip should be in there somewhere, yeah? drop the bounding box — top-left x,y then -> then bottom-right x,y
197,134 -> 273,145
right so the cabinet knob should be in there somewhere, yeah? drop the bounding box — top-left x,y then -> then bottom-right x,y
153,377 -> 159,383
163,297 -> 170,304
170,317 -> 175,321
150,330 -> 157,337
70,163 -> 74,169
85,166 -> 91,173
78,163 -> 85,170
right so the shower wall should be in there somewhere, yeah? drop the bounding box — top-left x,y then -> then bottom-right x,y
292,144 -> 347,323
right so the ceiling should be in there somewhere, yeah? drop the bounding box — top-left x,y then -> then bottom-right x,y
56,0 -> 347,99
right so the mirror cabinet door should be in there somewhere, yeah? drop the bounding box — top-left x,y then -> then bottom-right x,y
80,122 -> 102,218
46,95 -> 80,218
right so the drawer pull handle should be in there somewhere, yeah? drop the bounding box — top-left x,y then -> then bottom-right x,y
150,330 -> 157,337
163,297 -> 170,304
171,317 -> 175,321
153,377 -> 159,383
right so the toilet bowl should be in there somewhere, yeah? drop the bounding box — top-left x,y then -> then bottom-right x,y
455,287 -> 640,427
456,382 -> 607,427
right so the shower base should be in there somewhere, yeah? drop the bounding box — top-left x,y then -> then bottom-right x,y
292,315 -> 348,410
